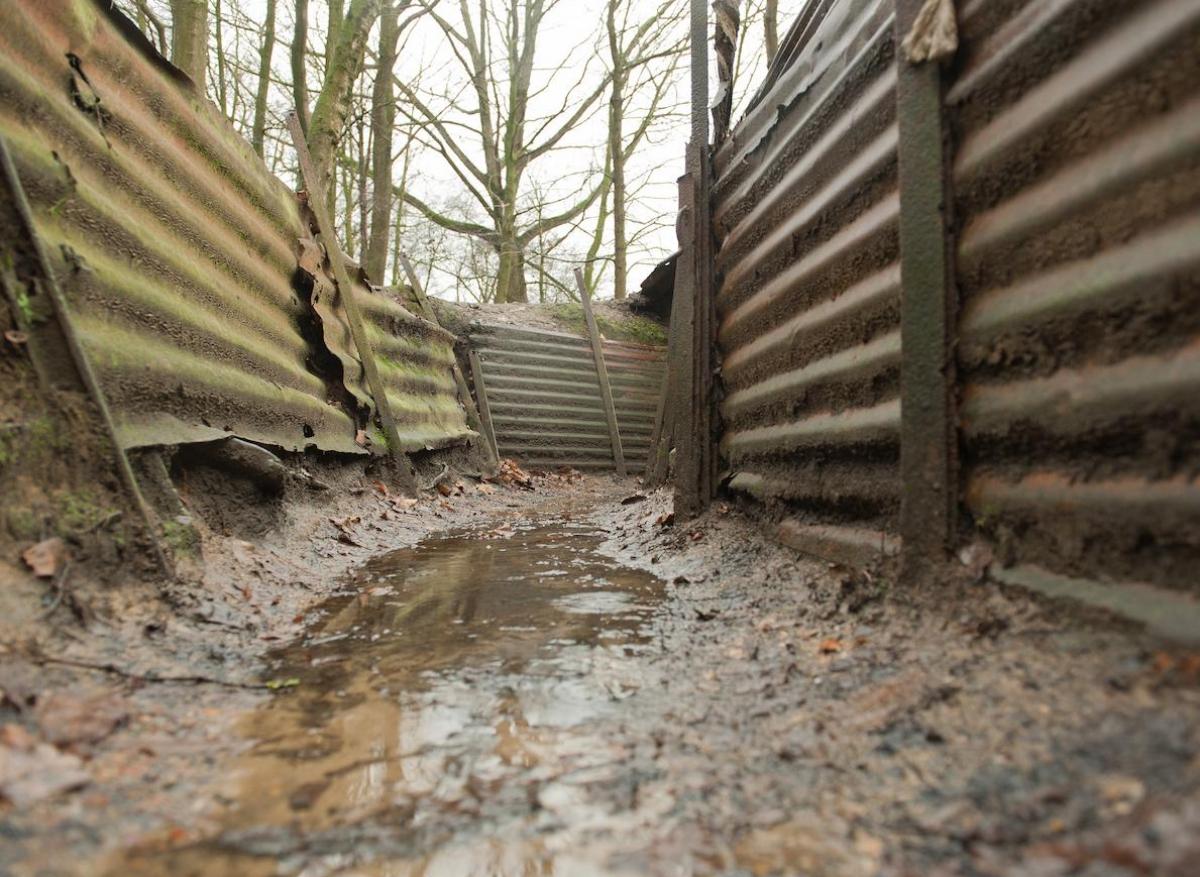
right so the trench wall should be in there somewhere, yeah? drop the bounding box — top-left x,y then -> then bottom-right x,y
469,323 -> 665,473
0,0 -> 471,459
713,0 -> 1200,595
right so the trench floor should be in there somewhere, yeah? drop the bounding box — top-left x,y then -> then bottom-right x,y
3,480 -> 1199,876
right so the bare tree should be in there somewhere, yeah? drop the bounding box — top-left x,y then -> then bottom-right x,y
394,0 -> 615,303
764,0 -> 779,66
599,0 -> 684,300
251,0 -> 277,157
365,4 -> 402,282
169,0 -> 208,88
291,0 -> 311,134
308,0 -> 383,211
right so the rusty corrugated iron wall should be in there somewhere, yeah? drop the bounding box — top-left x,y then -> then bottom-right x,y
714,0 -> 902,564
951,0 -> 1200,594
0,0 -> 471,458
711,0 -> 1200,599
469,324 -> 665,473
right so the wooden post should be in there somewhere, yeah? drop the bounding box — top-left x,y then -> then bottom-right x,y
574,269 -> 627,477
467,349 -> 499,462
286,113 -> 415,492
674,0 -> 718,519
398,254 -> 498,469
894,2 -> 957,577
0,136 -> 169,574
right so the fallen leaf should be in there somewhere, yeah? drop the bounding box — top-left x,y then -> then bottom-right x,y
371,480 -> 389,497
3,330 -> 27,346
390,497 -> 418,511
476,483 -> 497,495
436,481 -> 454,497
689,530 -> 704,542
21,538 -> 67,579
818,638 -> 842,654
655,512 -> 675,527
265,678 -> 301,690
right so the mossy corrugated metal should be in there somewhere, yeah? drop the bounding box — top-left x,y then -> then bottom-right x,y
0,0 -> 470,456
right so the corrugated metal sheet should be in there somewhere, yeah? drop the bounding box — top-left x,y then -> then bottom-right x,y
710,0 -> 1200,604
951,0 -> 1200,594
469,323 -> 665,473
0,0 -> 470,457
714,0 -> 901,563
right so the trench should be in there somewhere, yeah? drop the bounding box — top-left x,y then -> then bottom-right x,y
116,520 -> 668,877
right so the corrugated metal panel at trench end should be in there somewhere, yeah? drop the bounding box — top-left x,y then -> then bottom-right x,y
714,0 -> 902,568
469,323 -> 665,473
0,0 -> 470,458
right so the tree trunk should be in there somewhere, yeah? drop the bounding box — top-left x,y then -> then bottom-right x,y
495,237 -> 528,304
213,0 -> 228,114
251,0 -> 277,157
326,0 -> 346,76
169,0 -> 208,92
308,0 -> 381,213
764,0 -> 780,66
366,4 -> 400,283
609,74 -> 628,301
291,0 -> 311,135
605,0 -> 627,301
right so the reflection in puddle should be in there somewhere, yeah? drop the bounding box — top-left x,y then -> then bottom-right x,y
117,522 -> 664,876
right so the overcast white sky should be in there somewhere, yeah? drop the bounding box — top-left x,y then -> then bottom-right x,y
126,0 -> 787,300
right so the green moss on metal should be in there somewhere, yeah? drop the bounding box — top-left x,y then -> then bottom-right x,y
161,518 -> 199,559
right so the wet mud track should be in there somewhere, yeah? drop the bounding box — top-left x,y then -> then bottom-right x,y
113,521 -> 673,875
8,488 -> 1200,877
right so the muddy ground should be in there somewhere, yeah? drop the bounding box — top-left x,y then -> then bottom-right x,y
2,471 -> 1199,876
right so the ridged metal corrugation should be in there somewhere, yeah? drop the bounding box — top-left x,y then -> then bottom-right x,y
0,1 -> 469,457
952,0 -> 1200,593
715,0 -> 901,554
469,324 -> 665,473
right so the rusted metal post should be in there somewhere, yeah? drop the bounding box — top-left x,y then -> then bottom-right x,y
674,0 -> 718,519
895,1 -> 957,576
0,136 -> 169,575
574,268 -> 627,477
467,348 -> 499,463
398,254 -> 498,469
286,113 -> 416,493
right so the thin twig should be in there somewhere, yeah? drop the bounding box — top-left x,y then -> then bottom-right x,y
24,651 -> 268,690
39,561 -> 72,620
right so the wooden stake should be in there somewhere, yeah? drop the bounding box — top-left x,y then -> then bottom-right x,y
574,269 -> 627,477
286,112 -> 415,492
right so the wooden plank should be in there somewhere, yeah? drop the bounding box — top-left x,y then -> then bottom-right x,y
467,349 -> 500,462
574,269 -> 627,477
286,113 -> 416,493
398,254 -> 498,469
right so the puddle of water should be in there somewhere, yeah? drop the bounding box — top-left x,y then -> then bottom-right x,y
115,522 -> 665,876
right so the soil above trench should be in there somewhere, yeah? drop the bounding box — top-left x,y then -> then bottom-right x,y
2,477 -> 1199,877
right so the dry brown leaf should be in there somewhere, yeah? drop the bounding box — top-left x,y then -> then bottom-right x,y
818,638 -> 842,654
21,538 -> 67,579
